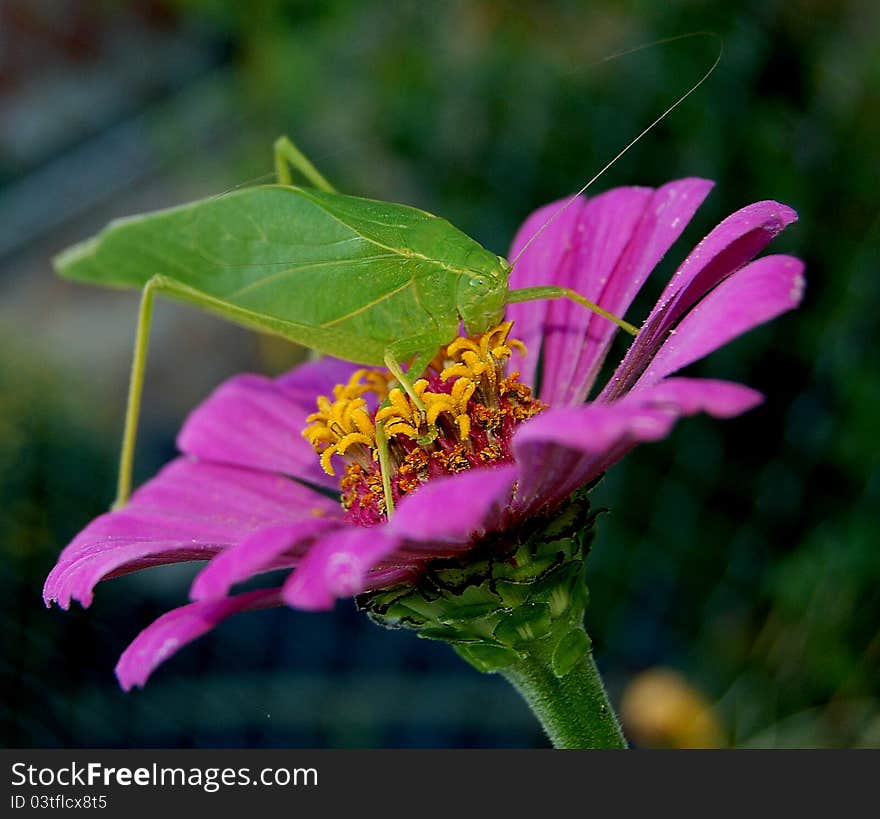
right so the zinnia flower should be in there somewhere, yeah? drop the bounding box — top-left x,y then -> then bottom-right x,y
44,178 -> 804,695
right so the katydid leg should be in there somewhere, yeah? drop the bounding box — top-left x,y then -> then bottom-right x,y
114,277 -> 159,509
116,274 -> 250,509
273,136 -> 337,193
374,420 -> 395,518
383,344 -> 438,415
506,285 -> 639,336
379,342 -> 445,517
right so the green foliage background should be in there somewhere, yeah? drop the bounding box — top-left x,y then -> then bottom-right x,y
1,0 -> 877,747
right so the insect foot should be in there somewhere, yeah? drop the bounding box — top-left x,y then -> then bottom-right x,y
303,321 -> 546,525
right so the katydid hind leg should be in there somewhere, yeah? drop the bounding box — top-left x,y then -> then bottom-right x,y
273,136 -> 337,193
114,277 -> 160,510
115,274 -> 245,509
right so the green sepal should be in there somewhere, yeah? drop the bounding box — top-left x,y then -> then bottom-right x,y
454,643 -> 523,673
493,603 -> 553,647
357,486 -> 601,672
551,629 -> 594,678
491,579 -> 531,609
415,628 -> 458,643
528,560 -> 589,617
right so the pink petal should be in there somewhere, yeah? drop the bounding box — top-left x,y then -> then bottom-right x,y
282,526 -> 401,611
633,255 -> 806,386
115,588 -> 282,690
389,464 -> 518,544
518,180 -> 715,406
657,202 -> 798,307
628,377 -> 764,418
506,198 -> 587,390
536,187 -> 654,405
44,536 -> 223,612
177,372 -> 339,490
564,178 -> 715,401
512,377 -> 763,513
602,200 -> 798,399
591,180 -> 716,318
513,403 -> 675,512
43,458 -> 340,609
189,518 -> 341,601
126,458 -> 340,526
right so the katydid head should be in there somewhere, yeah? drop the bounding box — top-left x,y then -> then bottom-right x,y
456,256 -> 510,334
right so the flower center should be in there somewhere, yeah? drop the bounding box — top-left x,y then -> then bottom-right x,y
303,321 -> 546,525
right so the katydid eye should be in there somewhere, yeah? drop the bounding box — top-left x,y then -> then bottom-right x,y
469,276 -> 490,292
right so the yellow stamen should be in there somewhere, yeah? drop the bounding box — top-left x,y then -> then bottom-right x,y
439,321 -> 525,394
440,362 -> 476,381
335,432 -> 374,455
375,382 -> 436,439
445,336 -> 481,358
303,427 -> 336,446
303,370 -> 394,474
375,388 -> 414,422
350,408 -> 374,438
333,368 -> 392,402
384,421 -> 421,438
424,394 -> 456,426
451,378 -> 476,405
320,447 -> 338,476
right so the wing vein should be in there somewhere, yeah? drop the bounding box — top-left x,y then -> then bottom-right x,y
224,253 -> 401,300
320,277 -> 416,328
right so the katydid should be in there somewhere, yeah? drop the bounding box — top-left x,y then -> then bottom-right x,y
54,136 -> 637,513
55,37 -> 722,515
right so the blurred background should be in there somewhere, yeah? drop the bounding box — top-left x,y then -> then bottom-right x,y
1,0 -> 878,748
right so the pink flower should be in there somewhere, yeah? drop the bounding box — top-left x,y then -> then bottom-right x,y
43,178 -> 804,690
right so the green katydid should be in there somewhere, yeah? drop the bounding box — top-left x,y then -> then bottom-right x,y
55,136 -> 636,514
54,35 -> 722,516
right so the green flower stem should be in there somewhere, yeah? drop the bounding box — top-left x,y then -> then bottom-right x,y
500,633 -> 627,749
